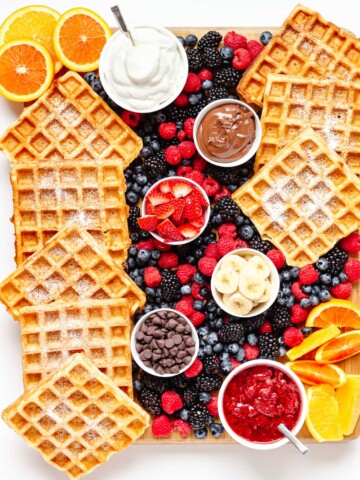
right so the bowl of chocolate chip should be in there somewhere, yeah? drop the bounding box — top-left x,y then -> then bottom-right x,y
194,98 -> 262,168
131,308 -> 199,377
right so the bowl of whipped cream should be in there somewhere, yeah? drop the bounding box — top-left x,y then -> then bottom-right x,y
99,25 -> 188,113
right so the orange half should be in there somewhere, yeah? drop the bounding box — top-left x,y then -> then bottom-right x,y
286,361 -> 347,388
315,330 -> 360,363
306,299 -> 360,330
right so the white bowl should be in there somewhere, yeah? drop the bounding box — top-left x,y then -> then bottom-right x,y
218,359 -> 308,450
99,25 -> 188,113
211,248 -> 280,318
131,308 -> 199,378
193,99 -> 262,167
142,176 -> 210,245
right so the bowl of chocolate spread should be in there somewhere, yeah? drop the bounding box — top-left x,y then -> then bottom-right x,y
194,99 -> 262,167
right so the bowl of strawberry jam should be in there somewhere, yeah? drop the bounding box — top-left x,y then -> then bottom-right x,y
218,360 -> 307,450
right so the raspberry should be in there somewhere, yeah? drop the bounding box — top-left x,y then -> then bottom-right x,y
176,298 -> 195,317
173,419 -> 192,437
299,264 -> 319,285
183,72 -> 201,93
224,31 -> 247,50
283,327 -> 304,348
136,239 -> 154,251
340,232 -> 360,254
198,68 -> 213,81
217,236 -> 237,257
177,129 -> 186,142
164,145 -> 182,166
218,222 -> 237,239
198,257 -> 217,277
189,311 -> 206,327
158,252 -> 179,269
214,185 -> 231,201
193,155 -> 207,172
120,110 -> 141,127
266,249 -> 285,269
290,304 -> 308,324
177,165 -> 193,177
206,397 -> 219,417
291,282 -> 309,301
184,118 -> 195,139
161,391 -> 183,414
184,358 -> 203,378
344,259 -> 360,282
176,264 -> 197,284
204,242 -> 220,259
202,177 -> 220,197
259,321 -> 273,334
236,239 -> 249,248
174,92 -> 189,107
229,358 -> 241,369
153,238 -> 172,251
244,343 -> 260,360
247,39 -> 264,59
191,282 -> 207,300
144,266 -> 162,288
178,140 -> 196,159
158,122 -> 177,140
330,281 -> 352,299
185,170 -> 204,185
152,415 -> 173,437
232,47 -> 252,69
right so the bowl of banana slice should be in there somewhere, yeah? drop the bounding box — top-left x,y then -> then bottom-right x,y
211,248 -> 280,318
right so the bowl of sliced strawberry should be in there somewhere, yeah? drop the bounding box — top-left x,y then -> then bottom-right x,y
139,177 -> 210,244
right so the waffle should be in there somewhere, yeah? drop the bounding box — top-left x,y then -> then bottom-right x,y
11,160 -> 130,266
232,128 -> 360,267
0,71 -> 142,169
2,353 -> 149,479
255,74 -> 360,175
0,224 -> 145,320
20,299 -> 133,397
237,5 -> 360,107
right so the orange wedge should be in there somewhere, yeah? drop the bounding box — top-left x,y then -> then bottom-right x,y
0,39 -> 54,102
315,330 -> 360,363
53,8 -> 112,72
306,385 -> 343,442
306,299 -> 360,330
286,361 -> 347,388
286,326 -> 341,361
336,375 -> 360,435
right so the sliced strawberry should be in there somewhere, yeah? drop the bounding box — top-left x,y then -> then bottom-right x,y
183,193 -> 202,221
154,202 -> 176,220
178,223 -> 200,239
171,198 -> 186,223
190,187 -> 209,207
145,200 -> 155,215
147,189 -> 174,206
157,219 -> 184,241
137,215 -> 159,232
191,213 -> 206,228
158,179 -> 172,193
170,180 -> 193,198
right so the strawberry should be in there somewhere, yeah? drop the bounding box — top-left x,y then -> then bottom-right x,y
191,213 -> 206,228
154,202 -> 176,220
145,201 -> 155,214
183,193 -> 202,221
137,215 -> 159,232
171,198 -> 186,224
157,219 -> 184,241
170,180 -> 193,198
191,187 -> 209,207
178,223 -> 200,239
158,179 -> 172,193
147,189 -> 174,206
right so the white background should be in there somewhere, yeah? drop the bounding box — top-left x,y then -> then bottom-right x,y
0,1 -> 359,479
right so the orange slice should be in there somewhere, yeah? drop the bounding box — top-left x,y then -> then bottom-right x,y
53,8 -> 112,72
0,5 -> 62,73
306,385 -> 343,442
306,299 -> 360,330
0,39 -> 54,102
286,326 -> 341,361
286,361 -> 347,388
315,330 -> 360,363
336,375 -> 360,435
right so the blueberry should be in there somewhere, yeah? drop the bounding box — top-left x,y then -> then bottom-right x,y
234,215 -> 244,226
277,297 -> 286,306
199,392 -> 211,404
278,336 -> 285,345
193,300 -> 204,311
130,232 -> 140,243
194,272 -> 205,284
141,231 -> 151,239
310,295 -> 320,306
132,183 -> 142,193
247,333 -> 258,346
180,285 -> 191,295
282,287 -> 291,296
150,250 -> 161,260
133,379 -> 142,392
201,80 -> 213,90
91,77 -> 104,93
185,34 -> 198,47
285,297 -> 295,308
289,267 -> 300,279
210,423 -> 225,437
197,347 -> 205,359
153,112 -> 166,123
143,122 -> 154,133
214,318 -> 223,330
206,332 -> 218,346
319,290 -> 331,301
168,169 -> 176,177
200,287 -> 209,297
316,258 -> 329,272
332,276 -> 340,286
235,348 -> 245,361
213,342 -> 224,353
260,31 -> 273,45
278,346 -> 287,357
220,46 -> 234,60
137,249 -> 151,265
128,245 -> 137,257
312,286 -> 321,294
320,273 -> 332,285
302,284 -> 312,293
301,327 -> 313,336
194,427 -> 208,439
339,272 -> 348,282
176,36 -> 186,47
280,270 -> 291,282
180,408 -> 189,421
126,191 -> 139,205
198,326 -> 210,337
221,361 -> 233,374
141,185 -> 151,197
203,345 -> 213,355
239,224 -> 254,240
143,304 -> 153,314
145,287 -> 156,298
84,71 -> 97,84
189,93 -> 203,105
127,258 -> 136,269
220,352 -> 230,362
206,301 -> 217,313
228,343 -> 240,354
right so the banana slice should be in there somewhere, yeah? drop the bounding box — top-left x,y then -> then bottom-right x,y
223,292 -> 253,316
257,280 -> 271,303
214,268 -> 239,294
239,270 -> 266,301
220,255 -> 247,275
248,255 -> 270,279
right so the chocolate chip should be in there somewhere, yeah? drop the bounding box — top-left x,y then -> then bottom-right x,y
158,311 -> 167,319
166,359 -> 175,367
183,356 -> 192,364
172,334 -> 182,345
150,339 -> 158,349
175,324 -> 185,333
167,319 -> 178,329
153,330 -> 164,339
187,347 -> 195,356
163,348 -> 169,357
140,323 -> 147,333
170,365 -> 180,374
144,335 -> 152,343
152,317 -> 163,326
167,331 -> 176,339
177,351 -> 186,359
170,347 -> 178,356
167,312 -> 176,319
147,326 -> 156,335
165,339 -> 174,349
143,361 -> 152,367
136,344 -> 143,353
184,325 -> 191,334
135,331 -> 145,341
157,339 -> 165,348
185,336 -> 195,347
143,350 -> 152,360
152,353 -> 162,362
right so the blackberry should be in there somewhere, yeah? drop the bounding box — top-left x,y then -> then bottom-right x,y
140,371 -> 169,394
186,99 -> 207,119
186,48 -> 204,71
195,374 -> 223,391
202,47 -> 222,68
213,196 -> 242,222
137,388 -> 162,416
269,304 -> 291,332
143,151 -> 168,180
183,387 -> 199,407
214,67 -> 242,88
128,206 -> 140,230
323,246 -> 348,276
248,235 -> 273,254
189,404 -> 211,430
160,270 -> 181,301
207,163 -> 243,186
164,104 -> 188,122
244,314 -> 266,333
202,354 -> 220,374
258,333 -> 279,360
170,373 -> 191,390
197,31 -> 222,50
218,322 -> 246,343
205,85 -> 229,103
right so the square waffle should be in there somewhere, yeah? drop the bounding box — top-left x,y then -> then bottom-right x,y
0,224 -> 145,320
11,160 -> 130,266
255,74 -> 360,175
0,71 -> 142,169
237,4 -> 360,107
232,128 -> 360,267
20,299 -> 133,397
2,353 -> 149,479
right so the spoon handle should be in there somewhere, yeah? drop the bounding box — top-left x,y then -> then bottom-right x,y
111,5 -> 135,45
278,423 -> 309,455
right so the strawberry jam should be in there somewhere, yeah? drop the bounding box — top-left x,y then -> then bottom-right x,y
223,365 -> 301,443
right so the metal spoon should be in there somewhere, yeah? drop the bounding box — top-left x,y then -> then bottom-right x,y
278,423 -> 309,455
111,5 -> 135,46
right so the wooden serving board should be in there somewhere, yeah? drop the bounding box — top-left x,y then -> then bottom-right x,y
134,26 -> 360,444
